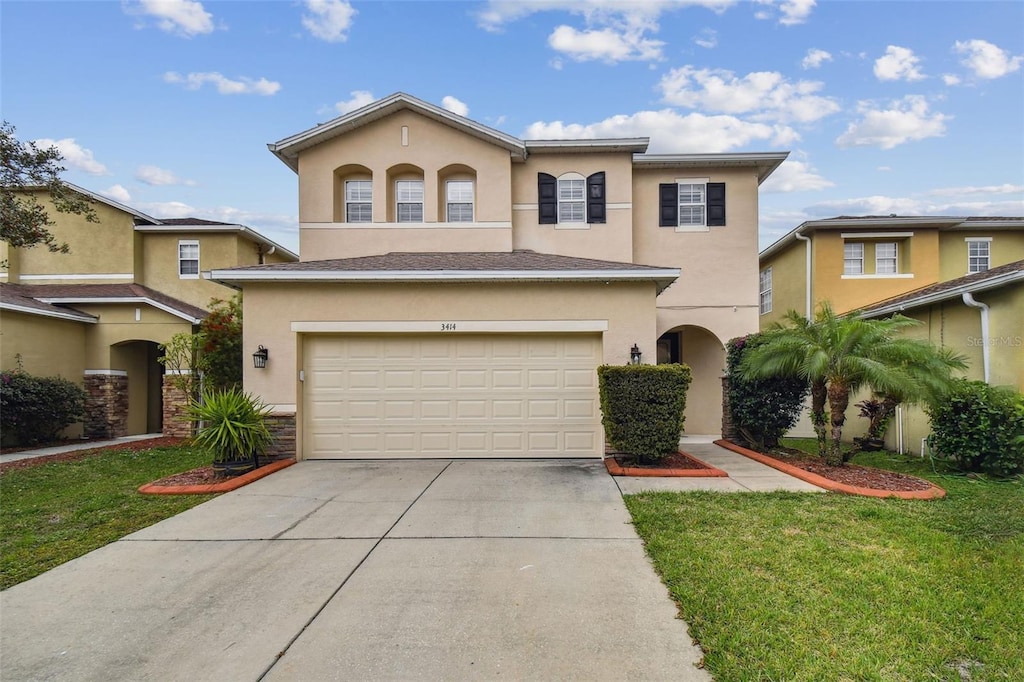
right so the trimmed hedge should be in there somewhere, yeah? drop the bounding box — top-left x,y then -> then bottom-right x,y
927,379 -> 1024,478
726,334 -> 808,451
0,369 -> 86,446
598,364 -> 692,463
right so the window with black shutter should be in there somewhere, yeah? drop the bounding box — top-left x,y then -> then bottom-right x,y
538,173 -> 557,224
707,182 -> 726,226
659,183 -> 678,227
586,172 -> 605,224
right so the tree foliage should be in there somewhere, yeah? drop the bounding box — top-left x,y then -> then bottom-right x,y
200,295 -> 243,391
1,364 -> 86,446
1,120 -> 97,255
741,302 -> 968,466
598,364 -> 692,464
726,333 -> 808,452
927,380 -> 1024,477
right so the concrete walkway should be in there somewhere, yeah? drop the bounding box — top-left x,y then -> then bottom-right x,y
1,459 -> 712,681
0,433 -> 163,464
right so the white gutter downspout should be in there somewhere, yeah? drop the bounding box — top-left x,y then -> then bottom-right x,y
962,292 -> 990,383
793,229 -> 812,317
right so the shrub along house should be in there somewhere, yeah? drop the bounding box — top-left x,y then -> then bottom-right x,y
211,92 -> 786,460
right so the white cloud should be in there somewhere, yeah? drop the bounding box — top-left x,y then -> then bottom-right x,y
873,45 -> 925,81
761,159 -> 834,193
332,90 -> 376,114
954,39 -> 1023,79
548,24 -> 664,62
136,201 -> 299,249
836,96 -> 949,150
659,66 -> 840,123
801,48 -> 831,69
101,185 -> 132,203
127,0 -> 214,38
942,73 -> 961,86
135,165 -> 195,186
32,138 -> 108,175
694,28 -> 717,49
302,0 -> 356,42
476,1 -> 738,33
877,166 -> 892,172
753,0 -> 816,26
523,108 -> 799,153
163,71 -> 281,95
927,184 -> 1024,197
441,96 -> 469,117
804,195 -> 1024,218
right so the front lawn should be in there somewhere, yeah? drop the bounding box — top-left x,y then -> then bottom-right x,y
625,449 -> 1024,681
1,445 -> 212,590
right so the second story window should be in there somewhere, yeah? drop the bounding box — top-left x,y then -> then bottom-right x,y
677,183 -> 705,227
844,242 -> 864,275
659,180 -> 725,229
446,180 -> 474,222
557,176 -> 585,223
345,180 -> 372,223
759,267 -> 773,315
875,242 -> 898,274
396,180 -> 424,223
967,239 -> 990,273
178,240 -> 199,279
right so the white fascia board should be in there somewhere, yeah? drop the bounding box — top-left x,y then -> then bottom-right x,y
839,232 -> 914,239
0,301 -> 98,323
859,270 -> 1024,318
292,320 -> 610,333
210,268 -> 679,284
134,225 -> 298,261
633,152 -> 788,183
35,297 -> 203,324
62,182 -> 162,224
19,273 -> 134,281
524,138 -> 650,153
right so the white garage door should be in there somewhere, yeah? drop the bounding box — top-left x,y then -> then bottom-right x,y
304,334 -> 603,459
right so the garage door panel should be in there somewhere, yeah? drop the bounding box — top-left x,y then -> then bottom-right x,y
304,334 -> 602,459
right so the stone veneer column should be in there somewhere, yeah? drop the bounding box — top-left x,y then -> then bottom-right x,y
720,376 -> 738,442
263,413 -> 297,462
161,375 -> 193,438
84,372 -> 129,439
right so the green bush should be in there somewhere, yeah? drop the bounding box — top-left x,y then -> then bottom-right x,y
726,334 -> 808,451
0,369 -> 86,446
188,387 -> 272,465
927,379 -> 1024,477
200,294 -> 242,391
598,364 -> 692,463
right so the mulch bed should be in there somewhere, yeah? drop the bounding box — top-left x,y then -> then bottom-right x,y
764,447 -> 933,492
0,437 -> 186,474
611,451 -> 711,470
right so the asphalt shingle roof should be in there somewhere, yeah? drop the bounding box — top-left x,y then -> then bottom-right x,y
0,283 -> 98,322
858,259 -> 1024,315
1,283 -> 207,321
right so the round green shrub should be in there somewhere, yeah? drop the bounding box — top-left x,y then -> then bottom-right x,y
927,379 -> 1024,478
1,369 -> 86,446
598,364 -> 692,463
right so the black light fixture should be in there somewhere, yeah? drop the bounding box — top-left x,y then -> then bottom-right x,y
630,343 -> 642,365
252,345 -> 269,369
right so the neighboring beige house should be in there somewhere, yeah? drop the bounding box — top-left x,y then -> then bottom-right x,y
212,92 -> 786,460
0,185 -> 297,439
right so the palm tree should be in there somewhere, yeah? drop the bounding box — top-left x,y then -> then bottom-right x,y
741,302 -> 967,466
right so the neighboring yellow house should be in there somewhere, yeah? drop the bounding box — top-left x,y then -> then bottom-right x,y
758,215 -> 1023,452
212,92 -> 787,461
0,185 -> 297,439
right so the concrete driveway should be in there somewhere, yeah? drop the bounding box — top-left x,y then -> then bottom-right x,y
1,460 -> 710,681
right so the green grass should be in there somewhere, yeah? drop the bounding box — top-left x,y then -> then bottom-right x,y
625,447 -> 1024,681
1,445 -> 213,590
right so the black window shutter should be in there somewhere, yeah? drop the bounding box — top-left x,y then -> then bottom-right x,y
586,172 -> 606,224
538,173 -> 557,224
659,183 -> 677,227
707,182 -> 726,226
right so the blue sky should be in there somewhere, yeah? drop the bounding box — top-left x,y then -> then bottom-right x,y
3,0 -> 1022,253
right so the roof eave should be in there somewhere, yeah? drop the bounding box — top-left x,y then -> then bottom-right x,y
859,270 -> 1024,318
134,224 -> 298,261
632,152 -> 789,184
0,301 -> 99,324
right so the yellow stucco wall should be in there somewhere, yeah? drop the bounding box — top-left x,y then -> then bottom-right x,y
510,152 -> 635,262
70,303 -> 194,368
295,110 -> 515,258
938,230 -> 1024,280
139,232 -> 251,309
4,191 -> 137,283
759,240 -> 808,327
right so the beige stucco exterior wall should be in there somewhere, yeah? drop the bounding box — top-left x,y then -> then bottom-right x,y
295,110 -> 515,259
759,240 -> 808,327
811,229 -> 940,314
679,326 -> 727,434
938,230 -> 1024,281
140,233 -> 249,309
510,152 -> 634,262
4,191 -> 137,283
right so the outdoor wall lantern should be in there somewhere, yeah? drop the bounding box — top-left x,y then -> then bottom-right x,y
252,345 -> 269,369
630,344 -> 642,365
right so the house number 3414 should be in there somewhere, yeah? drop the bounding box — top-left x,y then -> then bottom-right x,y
441,323 -> 457,331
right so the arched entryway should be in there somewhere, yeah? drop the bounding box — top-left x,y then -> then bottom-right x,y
657,325 -> 725,436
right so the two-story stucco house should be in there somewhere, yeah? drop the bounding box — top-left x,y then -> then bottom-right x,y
0,184 -> 297,439
212,92 -> 786,461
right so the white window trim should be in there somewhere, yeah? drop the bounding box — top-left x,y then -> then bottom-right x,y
556,172 -> 586,226
674,177 -> 709,232
396,179 -> 424,223
966,237 -> 991,274
345,179 -> 372,223
843,242 -> 864,275
446,180 -> 474,223
759,267 -> 772,315
875,242 -> 898,275
178,240 -> 199,280
841,273 -> 915,280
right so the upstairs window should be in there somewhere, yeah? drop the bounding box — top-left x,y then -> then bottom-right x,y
537,172 -> 605,225
446,180 -> 474,222
558,176 -> 585,223
659,180 -> 726,229
844,242 -> 864,275
759,267 -> 773,315
875,242 -> 898,274
396,180 -> 424,223
178,240 -> 199,279
967,239 -> 990,273
345,180 -> 372,223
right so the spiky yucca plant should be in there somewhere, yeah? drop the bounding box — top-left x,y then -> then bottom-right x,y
188,388 -> 273,466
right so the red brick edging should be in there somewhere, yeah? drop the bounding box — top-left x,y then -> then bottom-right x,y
138,459 -> 296,495
714,439 -> 946,499
604,451 -> 729,477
